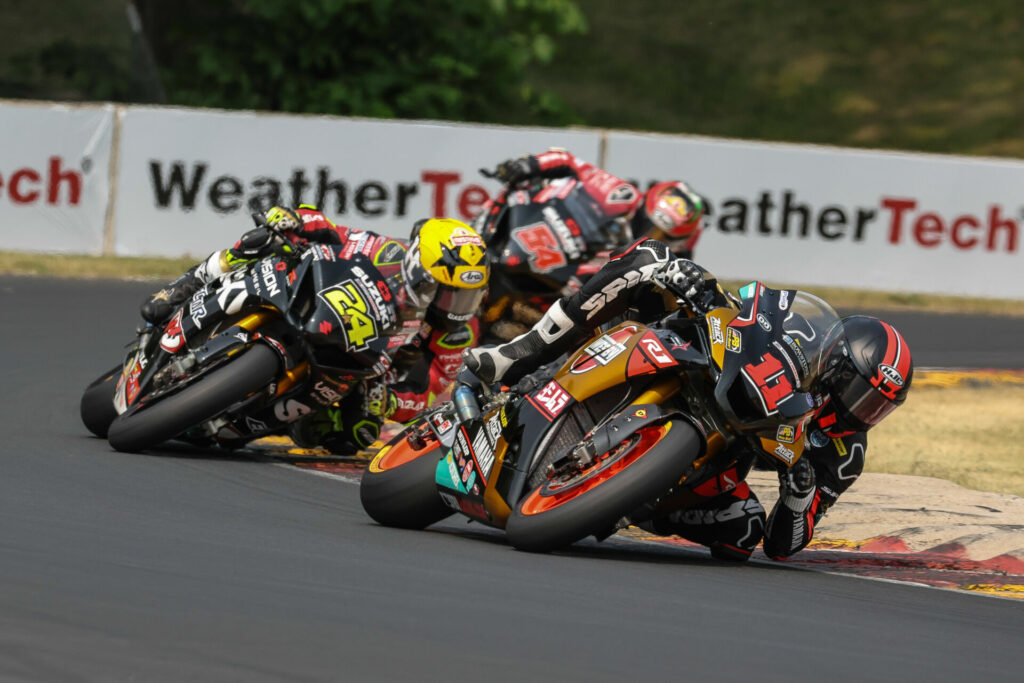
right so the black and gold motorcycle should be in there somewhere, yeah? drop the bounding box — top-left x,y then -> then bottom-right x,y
80,239 -> 404,454
361,283 -> 841,552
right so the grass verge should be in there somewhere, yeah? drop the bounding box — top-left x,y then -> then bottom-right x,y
868,379 -> 1024,498
4,251 -> 1024,316
0,251 -> 197,281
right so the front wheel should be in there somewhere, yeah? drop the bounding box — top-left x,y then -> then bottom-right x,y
505,419 -> 701,553
360,423 -> 453,529
107,344 -> 279,453
80,365 -> 122,438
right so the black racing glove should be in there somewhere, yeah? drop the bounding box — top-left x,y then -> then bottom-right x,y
263,205 -> 303,233
653,257 -> 706,300
779,458 -> 817,512
490,157 -> 534,185
234,226 -> 296,260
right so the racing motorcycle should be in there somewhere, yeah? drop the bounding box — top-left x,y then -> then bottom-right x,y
361,282 -> 842,552
472,170 -> 631,342
80,234 -> 407,453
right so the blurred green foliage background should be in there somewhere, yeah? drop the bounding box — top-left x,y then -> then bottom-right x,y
3,0 -> 1022,157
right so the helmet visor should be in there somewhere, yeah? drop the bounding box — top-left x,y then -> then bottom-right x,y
434,284 -> 487,319
833,371 -> 898,430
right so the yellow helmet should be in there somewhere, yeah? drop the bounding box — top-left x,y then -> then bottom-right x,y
404,218 -> 489,331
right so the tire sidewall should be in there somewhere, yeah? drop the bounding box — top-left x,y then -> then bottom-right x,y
80,365 -> 122,438
107,344 -> 279,452
505,420 -> 702,552
360,442 -> 452,529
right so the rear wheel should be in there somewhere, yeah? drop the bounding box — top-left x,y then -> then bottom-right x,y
107,345 -> 279,453
80,365 -> 121,438
360,423 -> 453,529
505,419 -> 701,553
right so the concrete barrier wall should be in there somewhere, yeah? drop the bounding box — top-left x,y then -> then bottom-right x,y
2,99 -> 1022,298
0,101 -> 114,254
605,130 -> 1024,297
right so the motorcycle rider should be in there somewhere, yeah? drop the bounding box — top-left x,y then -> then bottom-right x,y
462,237 -> 913,562
141,206 -> 490,455
488,148 -> 707,258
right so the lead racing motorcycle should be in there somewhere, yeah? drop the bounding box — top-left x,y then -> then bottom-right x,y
80,235 -> 408,453
360,282 -> 843,552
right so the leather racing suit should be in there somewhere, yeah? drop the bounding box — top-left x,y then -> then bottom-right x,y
494,149 -> 703,258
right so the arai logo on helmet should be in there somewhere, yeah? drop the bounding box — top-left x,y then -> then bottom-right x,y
878,364 -> 905,386
460,270 -> 485,285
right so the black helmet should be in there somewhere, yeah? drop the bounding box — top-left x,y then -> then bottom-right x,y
818,315 -> 913,433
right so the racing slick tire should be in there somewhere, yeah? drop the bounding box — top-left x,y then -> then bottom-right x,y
360,425 -> 453,529
80,365 -> 122,438
107,344 -> 279,453
506,419 -> 701,553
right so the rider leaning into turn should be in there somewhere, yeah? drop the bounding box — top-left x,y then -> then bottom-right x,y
490,148 -> 707,258
141,206 -> 490,455
463,238 -> 913,562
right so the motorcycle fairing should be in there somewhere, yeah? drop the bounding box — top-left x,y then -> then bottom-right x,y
481,179 -> 625,289
711,283 -> 837,467
557,322 -> 703,403
115,248 -> 400,441
433,408 -> 510,525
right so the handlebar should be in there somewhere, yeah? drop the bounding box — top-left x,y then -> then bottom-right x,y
685,287 -> 718,317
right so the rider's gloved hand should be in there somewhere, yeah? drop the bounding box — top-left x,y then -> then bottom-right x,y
778,458 -> 816,512
235,226 -> 296,260
264,205 -> 303,233
653,257 -> 705,300
492,157 -> 534,185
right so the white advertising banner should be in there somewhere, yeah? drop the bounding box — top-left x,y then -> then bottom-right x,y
605,131 -> 1024,299
112,106 -> 601,258
0,101 -> 114,254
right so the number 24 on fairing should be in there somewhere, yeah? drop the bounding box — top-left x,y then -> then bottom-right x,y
321,282 -> 377,349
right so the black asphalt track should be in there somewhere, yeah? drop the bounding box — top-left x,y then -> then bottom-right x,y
1,275 -> 1022,682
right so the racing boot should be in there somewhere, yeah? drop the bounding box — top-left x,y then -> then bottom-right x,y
463,300 -> 580,385
287,400 -> 381,457
140,269 -> 204,325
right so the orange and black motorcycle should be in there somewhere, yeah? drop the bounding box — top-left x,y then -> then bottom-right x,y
360,282 -> 844,552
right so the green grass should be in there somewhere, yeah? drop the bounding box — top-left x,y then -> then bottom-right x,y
0,251 -> 196,281
870,384 -> 1024,497
7,2 -> 1024,159
0,0 -> 133,101
4,250 -> 1024,316
525,0 -> 1024,157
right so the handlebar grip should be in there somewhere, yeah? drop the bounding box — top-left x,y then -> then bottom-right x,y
687,288 -> 718,316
